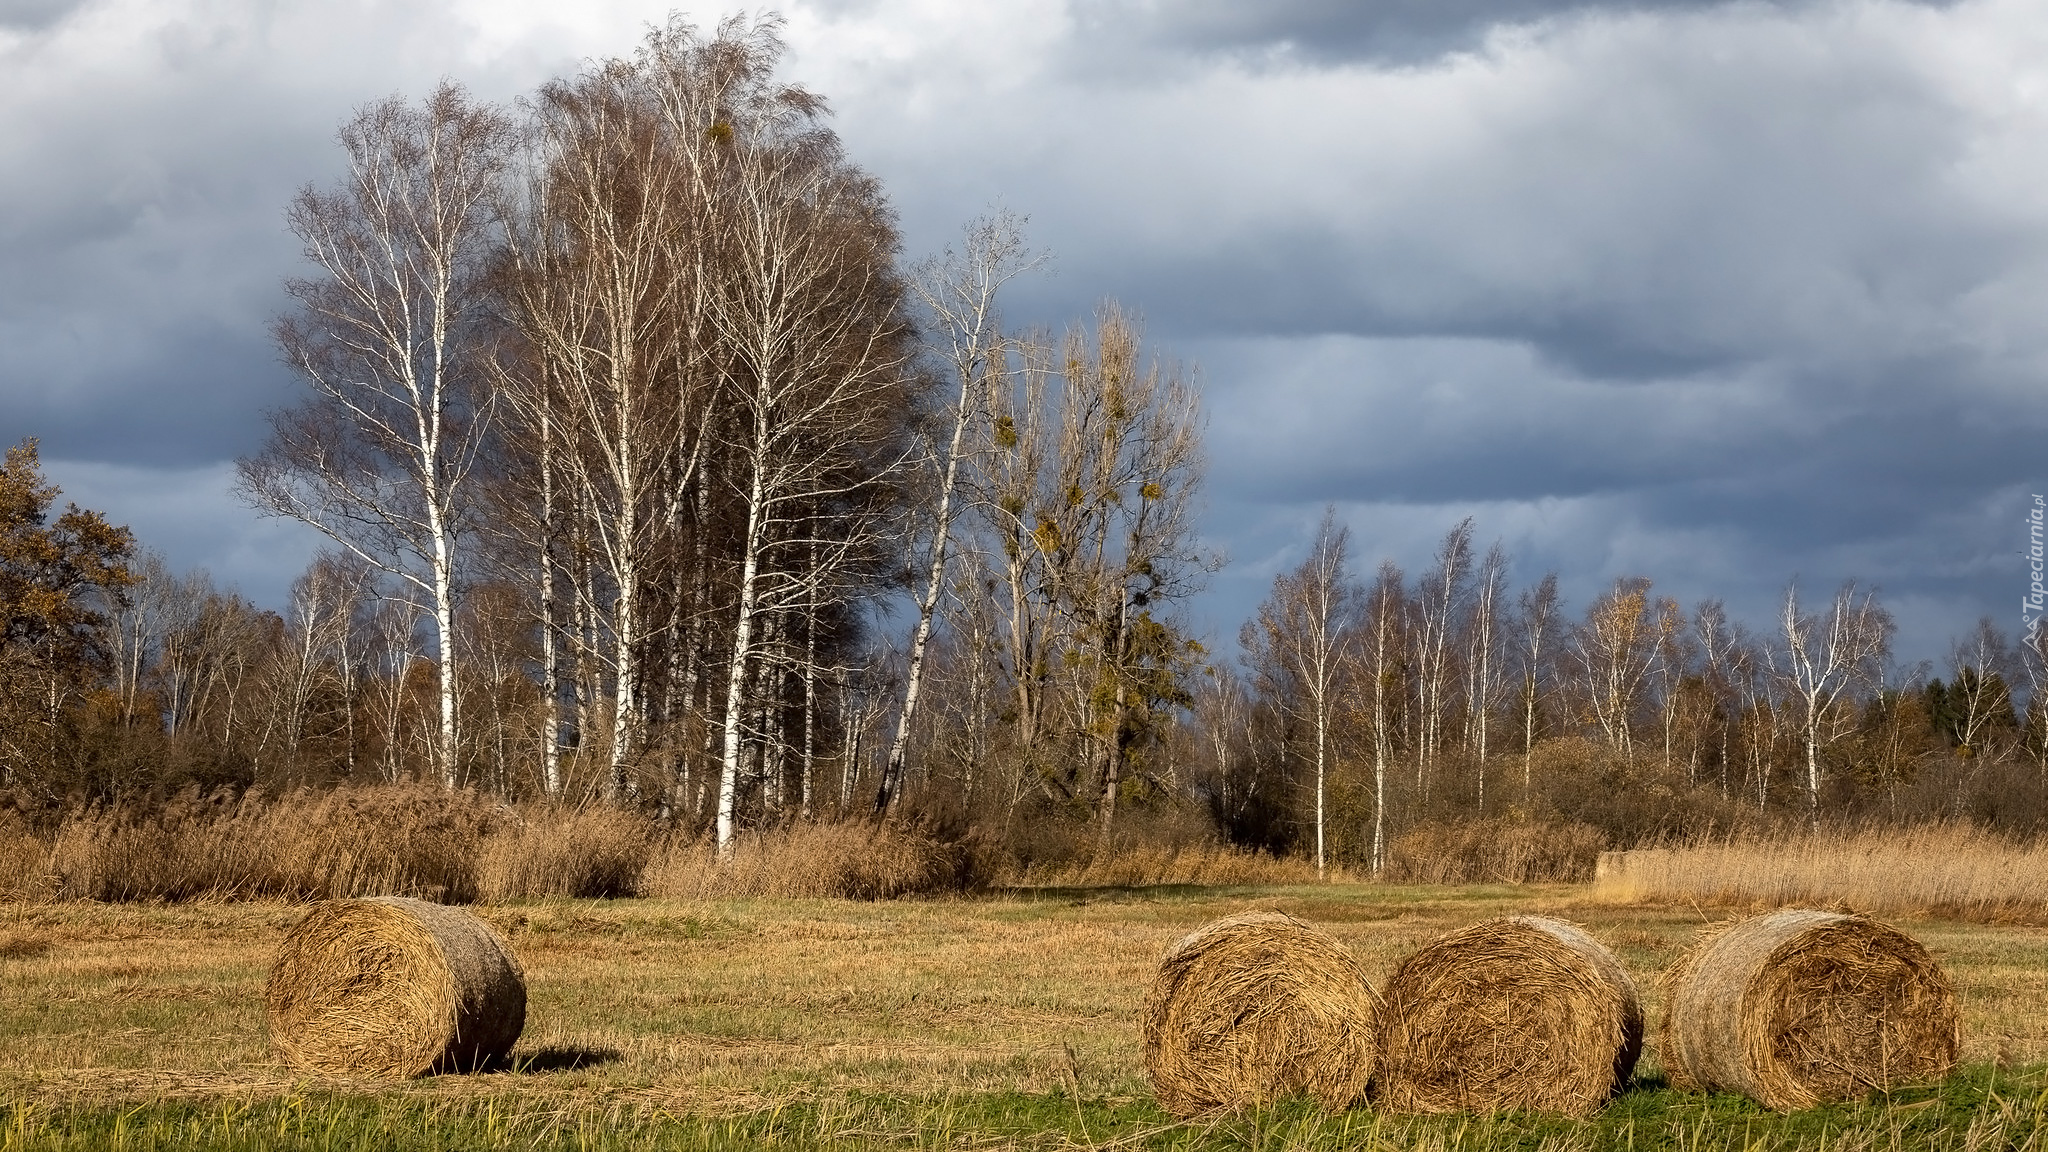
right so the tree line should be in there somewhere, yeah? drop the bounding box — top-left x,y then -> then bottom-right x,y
1226,512 -> 2048,872
1,13 -> 2038,867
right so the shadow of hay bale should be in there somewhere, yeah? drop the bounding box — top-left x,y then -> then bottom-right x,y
1141,910 -> 1380,1116
496,1046 -> 625,1074
1374,915 -> 1642,1118
1661,909 -> 1959,1111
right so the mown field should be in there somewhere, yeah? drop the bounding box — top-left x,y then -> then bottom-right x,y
2,882 -> 2047,1150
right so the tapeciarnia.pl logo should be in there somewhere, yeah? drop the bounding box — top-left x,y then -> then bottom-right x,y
2028,495 -> 2045,657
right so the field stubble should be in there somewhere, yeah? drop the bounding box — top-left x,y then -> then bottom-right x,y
1,881 -> 2047,1148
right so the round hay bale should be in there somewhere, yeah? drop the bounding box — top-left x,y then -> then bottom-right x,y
266,896 -> 526,1078
1141,911 -> 1380,1115
1660,909 -> 1959,1111
1375,915 -> 1643,1117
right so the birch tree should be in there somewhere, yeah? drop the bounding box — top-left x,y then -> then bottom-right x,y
1773,579 -> 1891,823
1236,506 -> 1351,873
1463,541 -> 1507,811
704,44 -> 916,855
107,552 -> 174,728
240,83 -> 513,787
502,58 -> 691,799
1513,571 -> 1559,799
875,212 -> 1041,813
1243,506 -> 1355,876
1339,562 -> 1407,874
1692,599 -> 1739,796
1940,617 -> 2017,760
1409,519 -> 1472,800
1569,577 -> 1666,761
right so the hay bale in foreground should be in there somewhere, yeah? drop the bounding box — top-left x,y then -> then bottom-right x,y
1374,915 -> 1642,1117
1141,911 -> 1381,1115
1661,909 -> 1958,1111
266,896 -> 525,1078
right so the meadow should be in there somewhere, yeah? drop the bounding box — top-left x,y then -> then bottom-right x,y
4,868 -> 2048,1150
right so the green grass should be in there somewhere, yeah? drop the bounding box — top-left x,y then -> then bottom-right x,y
4,1068 -> 2044,1151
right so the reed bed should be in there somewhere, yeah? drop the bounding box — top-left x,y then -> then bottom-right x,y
0,789 -> 981,903
1383,818 -> 1607,885
640,821 -> 977,900
1004,842 -> 1332,889
1591,825 -> 2048,922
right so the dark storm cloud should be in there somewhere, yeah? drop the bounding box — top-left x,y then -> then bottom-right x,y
1071,0 -> 1849,66
41,458 -> 326,609
804,0 -> 2048,660
2,0 -> 2038,661
1012,10 -> 2021,381
0,0 -> 647,607
1064,0 -> 1957,69
0,0 -> 86,32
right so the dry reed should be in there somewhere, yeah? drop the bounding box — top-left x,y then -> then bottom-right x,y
37,786 -> 498,902
1,788 -> 990,904
641,821 -> 974,900
1382,818 -> 1607,885
1660,909 -> 1960,1111
479,804 -> 653,900
1006,842 -> 1329,888
266,896 -> 526,1078
1141,911 -> 1381,1116
1374,915 -> 1642,1117
1591,824 -> 2048,922
0,809 -> 50,900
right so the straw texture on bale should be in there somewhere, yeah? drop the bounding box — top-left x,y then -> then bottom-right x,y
1661,909 -> 1959,1111
266,896 -> 526,1078
1375,915 -> 1643,1117
1141,911 -> 1381,1116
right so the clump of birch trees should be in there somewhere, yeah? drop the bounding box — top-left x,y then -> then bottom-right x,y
220,15 -> 1217,855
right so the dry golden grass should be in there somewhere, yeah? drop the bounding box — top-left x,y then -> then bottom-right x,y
1590,825 -> 2048,922
8,786 -> 502,902
0,881 -> 2043,1121
1383,819 -> 1607,885
0,789 -> 984,904
478,805 -> 652,901
1003,842 -> 1332,888
641,821 -> 975,900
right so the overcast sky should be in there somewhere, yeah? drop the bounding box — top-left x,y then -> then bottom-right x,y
2,0 -> 2041,667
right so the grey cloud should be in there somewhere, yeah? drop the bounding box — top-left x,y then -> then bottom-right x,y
0,0 -> 608,476
1182,310 -> 2041,663
0,323 -> 296,466
1,0 -> 2034,668
0,0 -> 87,33
1021,18 -> 2019,390
1067,0 -> 1959,67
